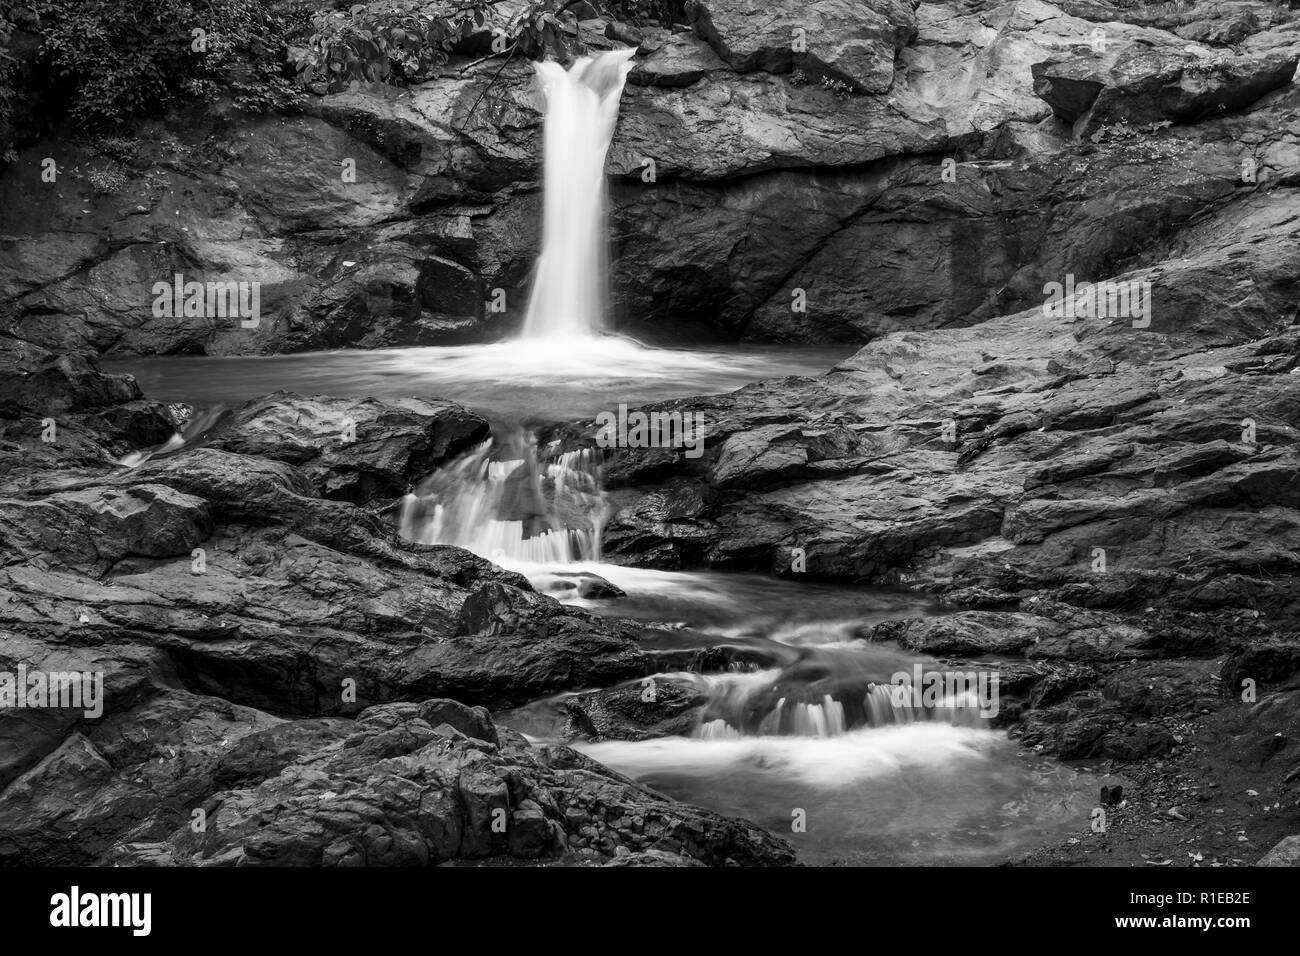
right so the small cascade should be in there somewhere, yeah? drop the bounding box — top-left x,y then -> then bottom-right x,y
398,431 -> 607,564
696,719 -> 743,740
790,696 -> 848,737
692,675 -> 991,739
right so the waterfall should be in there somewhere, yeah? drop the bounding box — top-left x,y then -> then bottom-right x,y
521,49 -> 636,339
398,50 -> 637,562
398,431 -> 606,565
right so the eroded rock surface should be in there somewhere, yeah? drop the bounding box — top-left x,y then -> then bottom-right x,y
5,0 -> 1298,349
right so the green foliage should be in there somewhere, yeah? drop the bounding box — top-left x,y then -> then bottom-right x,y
88,134 -> 142,164
820,75 -> 852,101
294,0 -> 576,93
295,0 -> 492,91
34,0 -> 306,127
602,0 -> 687,26
0,1 -> 22,161
83,160 -> 128,194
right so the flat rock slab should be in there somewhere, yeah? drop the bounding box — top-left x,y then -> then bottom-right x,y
211,390 -> 488,503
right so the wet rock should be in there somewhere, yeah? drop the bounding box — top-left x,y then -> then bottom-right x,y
212,718 -> 352,791
1221,639 -> 1300,693
604,216 -> 1300,631
97,701 -> 795,867
576,574 -> 626,600
559,678 -> 709,741
416,698 -> 499,745
870,607 -> 1154,660
447,582 -> 650,706
0,483 -> 212,572
711,426 -> 810,489
1016,697 -> 1178,760
94,401 -> 177,447
686,0 -> 917,92
0,368 -> 648,719
1257,835 -> 1300,866
0,336 -> 141,415
0,691 -> 283,864
524,569 -> 627,601
1032,46 -> 1298,138
871,612 -> 1054,656
0,519 -> 649,715
605,21 -> 645,49
603,848 -> 705,866
211,390 -> 489,503
629,31 -> 728,86
1099,661 -> 1223,717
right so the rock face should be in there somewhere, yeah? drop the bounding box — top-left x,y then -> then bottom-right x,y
211,391 -> 489,503
0,336 -> 142,414
600,186 -> 1300,595
685,0 -> 919,92
1,694 -> 795,866
1032,45 -> 1300,137
3,0 -> 1298,350
1257,835 -> 1300,865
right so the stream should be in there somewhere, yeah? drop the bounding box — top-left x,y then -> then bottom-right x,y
105,339 -> 1096,865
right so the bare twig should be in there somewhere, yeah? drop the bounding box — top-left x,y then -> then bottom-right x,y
456,40 -> 520,132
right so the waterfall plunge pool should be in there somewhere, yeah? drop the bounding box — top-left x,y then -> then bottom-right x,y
104,337 -> 852,423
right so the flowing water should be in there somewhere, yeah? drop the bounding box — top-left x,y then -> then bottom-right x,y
522,49 -> 635,339
498,566 -> 1094,866
103,50 -> 1095,864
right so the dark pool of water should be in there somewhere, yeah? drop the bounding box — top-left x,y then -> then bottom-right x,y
103,339 -> 853,423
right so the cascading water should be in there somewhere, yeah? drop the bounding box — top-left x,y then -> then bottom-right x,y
691,667 -> 990,741
521,49 -> 636,339
399,431 -> 606,564
398,50 -> 636,561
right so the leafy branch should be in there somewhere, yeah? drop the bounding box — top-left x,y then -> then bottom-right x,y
293,0 -> 574,93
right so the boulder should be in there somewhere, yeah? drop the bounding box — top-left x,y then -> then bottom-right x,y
91,700 -> 796,867
1032,47 -> 1299,137
210,391 -> 489,503
686,0 -> 918,92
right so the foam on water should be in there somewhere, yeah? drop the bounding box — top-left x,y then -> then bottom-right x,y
578,723 -> 1001,789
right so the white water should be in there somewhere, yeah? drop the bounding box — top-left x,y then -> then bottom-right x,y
399,434 -> 606,564
574,725 -> 1094,865
522,49 -> 636,339
580,724 -> 1000,790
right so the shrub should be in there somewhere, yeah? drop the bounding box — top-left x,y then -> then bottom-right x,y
293,1 -> 581,93
294,0 -> 493,91
0,0 -> 24,160
34,0 -> 305,128
820,75 -> 853,101
83,161 -> 128,194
